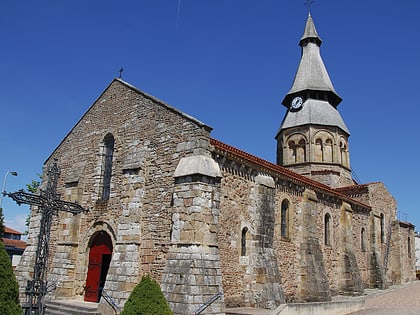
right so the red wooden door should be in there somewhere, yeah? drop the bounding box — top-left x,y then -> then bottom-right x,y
84,232 -> 112,302
85,252 -> 103,302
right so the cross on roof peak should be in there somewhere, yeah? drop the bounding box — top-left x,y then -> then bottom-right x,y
304,0 -> 315,13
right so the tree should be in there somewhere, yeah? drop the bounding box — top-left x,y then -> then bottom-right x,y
0,241 -> 22,314
121,275 -> 173,315
26,177 -> 41,194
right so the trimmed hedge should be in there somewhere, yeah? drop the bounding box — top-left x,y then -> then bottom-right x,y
0,241 -> 22,315
121,275 -> 172,315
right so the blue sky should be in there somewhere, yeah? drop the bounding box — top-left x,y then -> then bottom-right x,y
1,1 -> 419,235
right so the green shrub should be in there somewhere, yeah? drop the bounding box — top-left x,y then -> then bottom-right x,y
121,275 -> 173,315
0,241 -> 22,315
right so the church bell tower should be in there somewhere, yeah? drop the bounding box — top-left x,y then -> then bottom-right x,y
276,14 -> 353,188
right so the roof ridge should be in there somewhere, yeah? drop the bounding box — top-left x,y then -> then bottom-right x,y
336,182 -> 382,191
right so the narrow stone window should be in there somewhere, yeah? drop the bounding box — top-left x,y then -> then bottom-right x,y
324,213 -> 331,246
288,140 -> 296,163
408,237 -> 411,258
241,227 -> 248,256
340,140 -> 349,167
101,133 -> 115,201
281,199 -> 289,238
361,227 -> 366,252
287,136 -> 306,164
315,138 -> 323,162
297,139 -> 306,163
325,139 -> 333,163
380,213 -> 385,244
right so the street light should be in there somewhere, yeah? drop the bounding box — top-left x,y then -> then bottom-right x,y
0,170 -> 18,209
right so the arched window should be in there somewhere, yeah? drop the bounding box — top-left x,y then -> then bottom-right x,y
325,139 -> 333,163
287,136 -> 307,164
315,138 -> 323,162
288,140 -> 296,163
296,139 -> 306,163
361,227 -> 366,252
281,200 -> 289,238
340,140 -> 348,167
101,134 -> 115,201
241,227 -> 248,256
324,213 -> 331,245
408,237 -> 411,258
380,213 -> 385,244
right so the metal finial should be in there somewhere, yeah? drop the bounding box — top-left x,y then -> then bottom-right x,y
304,0 -> 314,12
118,67 -> 124,79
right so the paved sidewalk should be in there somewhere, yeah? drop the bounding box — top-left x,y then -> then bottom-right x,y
349,281 -> 420,314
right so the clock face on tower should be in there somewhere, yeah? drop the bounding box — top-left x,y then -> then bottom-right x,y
290,96 -> 303,111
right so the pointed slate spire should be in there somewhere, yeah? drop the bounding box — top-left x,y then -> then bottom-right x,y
282,13 -> 342,108
300,13 -> 322,46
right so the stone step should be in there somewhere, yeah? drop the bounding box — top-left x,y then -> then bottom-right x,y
45,300 -> 101,315
225,308 -> 273,315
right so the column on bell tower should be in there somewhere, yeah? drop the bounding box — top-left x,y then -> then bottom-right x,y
276,13 -> 353,188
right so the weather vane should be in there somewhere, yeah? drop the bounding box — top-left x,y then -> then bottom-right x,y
119,67 -> 124,79
304,0 -> 314,12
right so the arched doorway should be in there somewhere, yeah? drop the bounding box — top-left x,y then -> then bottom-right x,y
84,231 -> 113,302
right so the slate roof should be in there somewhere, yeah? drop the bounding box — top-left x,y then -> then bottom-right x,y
300,13 -> 322,45
282,14 -> 342,108
279,98 -> 350,135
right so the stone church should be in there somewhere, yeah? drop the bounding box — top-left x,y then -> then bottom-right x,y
16,13 -> 415,314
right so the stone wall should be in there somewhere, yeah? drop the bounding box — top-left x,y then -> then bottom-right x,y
351,210 -> 371,287
216,162 -> 285,308
389,222 -> 416,284
337,182 -> 414,289
16,79 -> 214,308
211,137 -> 417,307
213,148 -> 371,305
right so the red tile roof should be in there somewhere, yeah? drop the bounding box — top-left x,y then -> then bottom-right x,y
335,182 -> 381,195
1,238 -> 26,250
4,226 -> 23,235
210,138 -> 371,211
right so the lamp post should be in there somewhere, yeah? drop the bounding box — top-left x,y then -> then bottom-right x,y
0,170 -> 18,209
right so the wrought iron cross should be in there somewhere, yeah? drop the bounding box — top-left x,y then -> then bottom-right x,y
304,0 -> 314,11
118,67 -> 124,79
4,162 -> 87,315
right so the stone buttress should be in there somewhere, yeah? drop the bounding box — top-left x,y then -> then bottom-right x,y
161,155 -> 225,315
298,189 -> 330,302
243,174 -> 285,308
339,202 -> 363,294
